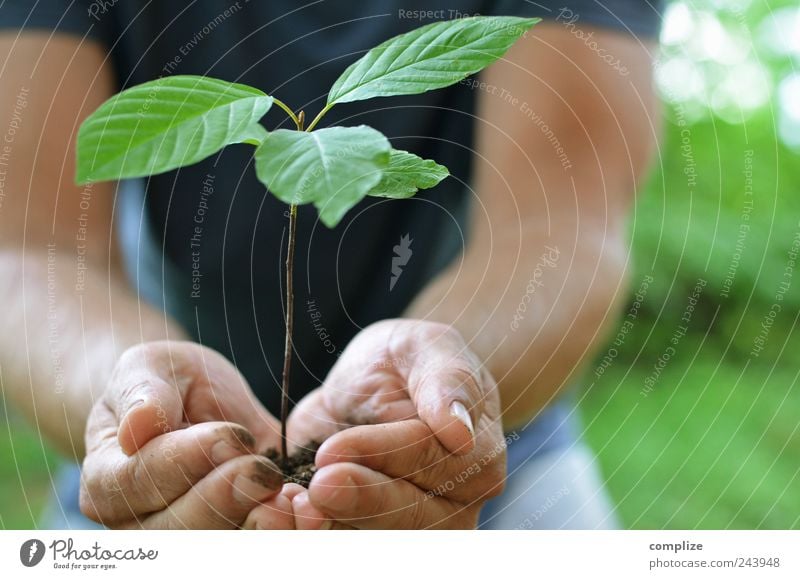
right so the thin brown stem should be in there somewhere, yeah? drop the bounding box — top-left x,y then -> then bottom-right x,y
280,109 -> 304,463
280,203 -> 298,463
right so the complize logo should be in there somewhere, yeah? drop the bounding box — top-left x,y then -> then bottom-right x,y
18,538 -> 158,571
20,539 -> 46,567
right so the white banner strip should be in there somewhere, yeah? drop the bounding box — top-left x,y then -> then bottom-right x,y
1,531 -> 798,578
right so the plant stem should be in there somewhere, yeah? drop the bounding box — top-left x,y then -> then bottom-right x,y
280,109 -> 304,464
280,202 -> 297,463
305,102 -> 333,132
272,97 -> 300,128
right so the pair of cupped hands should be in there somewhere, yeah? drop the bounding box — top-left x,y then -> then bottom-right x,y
80,320 -> 506,529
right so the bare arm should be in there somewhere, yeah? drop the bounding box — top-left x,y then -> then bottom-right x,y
406,23 -> 659,428
0,34 -> 298,530
0,33 -> 186,459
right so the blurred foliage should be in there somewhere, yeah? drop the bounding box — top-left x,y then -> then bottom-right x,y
580,357 -> 800,529
631,0 -> 800,353
583,0 -> 800,528
627,110 -> 799,359
0,398 -> 57,529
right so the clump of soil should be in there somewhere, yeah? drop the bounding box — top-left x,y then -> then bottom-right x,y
264,443 -> 319,488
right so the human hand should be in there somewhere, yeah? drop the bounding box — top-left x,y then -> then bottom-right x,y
247,320 -> 507,529
80,341 -> 297,529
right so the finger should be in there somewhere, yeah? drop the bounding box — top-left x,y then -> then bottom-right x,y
128,455 -> 283,529
286,389 -> 346,450
80,421 -> 255,526
314,420 -> 505,503
103,342 -> 282,456
290,491 -> 357,530
404,324 -> 489,455
104,344 -> 191,455
300,321 -> 492,455
291,491 -> 329,530
242,491 -> 295,530
181,344 -> 282,449
281,482 -> 306,501
309,463 -> 477,529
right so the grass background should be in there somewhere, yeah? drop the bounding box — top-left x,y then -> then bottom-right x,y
0,403 -> 57,529
2,0 -> 799,529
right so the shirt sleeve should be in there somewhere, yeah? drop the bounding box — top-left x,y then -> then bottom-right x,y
0,0 -> 112,47
487,0 -> 664,39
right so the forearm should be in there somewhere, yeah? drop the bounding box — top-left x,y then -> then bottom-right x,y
0,248 -> 187,459
406,225 -> 628,429
406,23 -> 657,428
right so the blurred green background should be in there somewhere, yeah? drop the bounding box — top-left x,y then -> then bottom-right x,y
578,0 -> 800,528
1,0 -> 799,529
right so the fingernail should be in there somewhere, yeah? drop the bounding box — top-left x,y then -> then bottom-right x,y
319,519 -> 333,531
230,427 -> 256,450
233,460 -> 283,504
212,427 -> 254,464
450,401 -> 474,439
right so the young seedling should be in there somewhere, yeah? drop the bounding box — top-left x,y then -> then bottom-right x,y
75,15 -> 539,467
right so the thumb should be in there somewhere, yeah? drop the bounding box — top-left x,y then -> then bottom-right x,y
110,344 -> 186,455
406,329 -> 488,455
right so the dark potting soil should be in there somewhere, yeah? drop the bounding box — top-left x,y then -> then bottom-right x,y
264,443 -> 319,488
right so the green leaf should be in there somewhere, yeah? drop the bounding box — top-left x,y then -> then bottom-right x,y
368,149 -> 449,199
328,16 -> 540,105
254,126 -> 390,227
238,123 -> 270,146
76,75 -> 273,183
